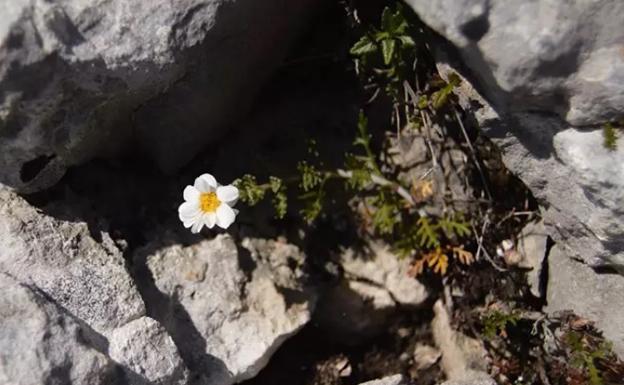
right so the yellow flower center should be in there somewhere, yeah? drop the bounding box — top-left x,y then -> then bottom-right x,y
199,192 -> 221,213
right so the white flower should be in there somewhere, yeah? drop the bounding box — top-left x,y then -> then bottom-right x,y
178,173 -> 239,233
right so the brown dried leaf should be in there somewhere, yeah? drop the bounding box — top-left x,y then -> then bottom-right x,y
452,246 -> 474,265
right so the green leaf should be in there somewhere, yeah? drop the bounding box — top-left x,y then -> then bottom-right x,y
350,36 -> 377,56
381,38 -> 396,65
381,7 -> 394,32
381,4 -> 408,34
415,217 -> 440,248
301,194 -> 323,224
233,175 -> 265,206
372,201 -> 399,235
603,122 -> 618,151
438,214 -> 471,239
431,73 -> 462,110
269,176 -> 282,193
268,176 -> 287,219
397,35 -> 415,48
297,161 -> 322,192
272,190 -> 288,219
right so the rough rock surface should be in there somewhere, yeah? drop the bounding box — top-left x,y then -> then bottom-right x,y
404,1 -> 624,270
441,376 -> 497,385
0,188 -> 144,336
545,244 -> 624,357
358,374 -> 407,385
404,0 -> 624,126
315,241 -> 428,343
138,235 -> 317,385
0,0 -> 317,192
0,272 -> 120,385
0,188 -> 189,384
432,301 -> 493,385
108,317 -> 189,385
515,220 -> 548,298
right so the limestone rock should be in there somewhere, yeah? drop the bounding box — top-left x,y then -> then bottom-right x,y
315,241 -> 428,343
139,235 -> 317,384
0,0 -> 318,192
0,272 -> 120,385
0,188 -> 144,336
545,244 -> 624,357
404,0 -> 624,126
108,317 -> 189,385
435,59 -> 624,271
432,300 -> 493,385
516,220 -> 548,298
358,374 -> 407,385
0,187 -> 189,384
404,1 -> 624,270
441,375 -> 497,385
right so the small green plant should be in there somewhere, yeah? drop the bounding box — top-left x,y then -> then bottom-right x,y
350,3 -> 417,97
482,309 -> 520,340
233,3 -> 481,277
564,330 -> 613,385
603,122 -> 619,151
234,174 -> 290,219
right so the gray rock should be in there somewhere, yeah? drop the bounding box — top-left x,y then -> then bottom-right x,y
0,188 -> 145,336
0,187 -> 190,384
0,272 -> 120,385
432,301 -> 490,382
404,0 -> 624,126
139,235 -> 317,384
545,244 -> 624,357
315,241 -> 428,343
435,59 -> 624,271
404,0 -> 624,270
516,220 -> 548,298
441,375 -> 496,385
108,317 -> 189,385
358,374 -> 407,385
0,0 -> 318,192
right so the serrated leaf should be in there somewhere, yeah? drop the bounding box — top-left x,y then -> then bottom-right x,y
350,36 -> 377,56
397,35 -> 415,48
424,248 -> 449,275
381,4 -> 408,34
272,190 -> 288,219
452,246 -> 474,265
415,217 -> 440,248
381,38 -> 396,65
269,176 -> 282,193
381,7 -> 394,32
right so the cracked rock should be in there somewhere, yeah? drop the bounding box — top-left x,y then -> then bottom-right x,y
0,272 -> 120,385
358,374 -> 408,385
0,187 -> 189,384
0,188 -> 144,336
432,300 -> 494,385
0,0 -> 319,192
545,244 -> 624,357
138,234 -> 317,384
315,241 -> 428,344
108,317 -> 189,385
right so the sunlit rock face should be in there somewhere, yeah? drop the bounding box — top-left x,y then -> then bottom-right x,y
0,0 -> 318,192
404,0 -> 624,269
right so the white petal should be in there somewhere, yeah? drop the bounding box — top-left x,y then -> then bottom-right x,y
182,219 -> 195,229
194,173 -> 217,193
215,204 -> 236,229
178,201 -> 200,220
191,220 -> 204,234
183,185 -> 200,202
216,185 -> 239,205
203,213 -> 217,229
